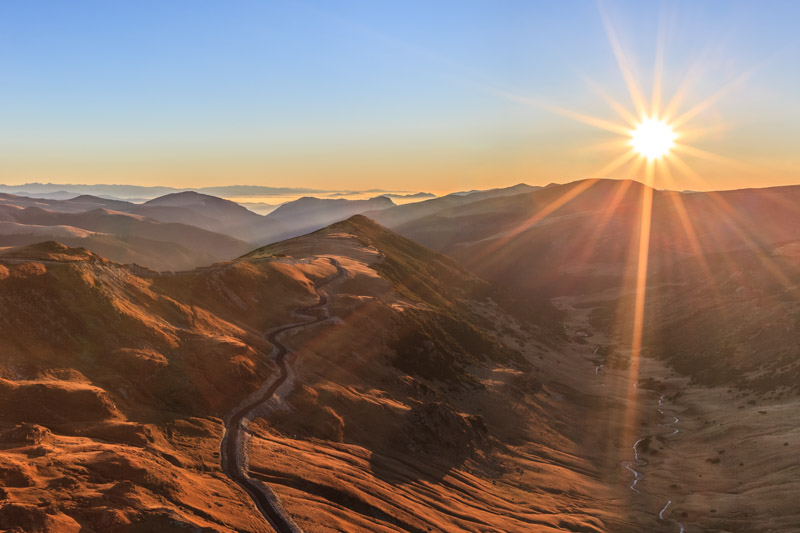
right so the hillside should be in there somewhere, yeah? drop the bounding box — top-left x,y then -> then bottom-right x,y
0,191 -> 403,259
0,230 -> 225,272
0,206 -> 251,271
387,179 -> 800,295
0,192 -> 130,213
382,179 -> 800,381
3,194 -> 796,531
0,218 -> 639,532
366,182 -> 539,228
372,179 -> 800,531
140,191 -> 278,241
0,239 -> 340,532
263,196 -> 395,240
221,216 -> 636,532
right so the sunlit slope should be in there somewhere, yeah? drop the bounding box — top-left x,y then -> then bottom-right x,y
239,215 -> 628,532
0,219 -> 632,532
0,241 -> 326,531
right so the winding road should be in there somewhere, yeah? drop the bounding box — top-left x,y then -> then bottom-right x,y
220,257 -> 345,533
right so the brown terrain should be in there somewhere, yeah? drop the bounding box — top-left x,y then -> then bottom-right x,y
378,178 -> 800,531
0,179 -> 798,532
0,191 -> 402,271
0,216 -> 631,532
0,191 -> 394,271
0,202 -> 253,271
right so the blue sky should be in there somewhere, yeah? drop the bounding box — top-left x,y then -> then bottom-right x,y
1,0 -> 798,191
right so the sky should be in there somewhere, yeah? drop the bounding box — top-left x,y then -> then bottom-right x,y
1,0 -> 798,193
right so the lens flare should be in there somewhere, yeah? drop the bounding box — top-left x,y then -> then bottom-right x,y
629,117 -> 677,159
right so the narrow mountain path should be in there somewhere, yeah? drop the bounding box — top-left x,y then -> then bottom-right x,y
221,257 -> 345,533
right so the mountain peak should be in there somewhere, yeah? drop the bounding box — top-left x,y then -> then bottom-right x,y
325,213 -> 379,232
145,191 -> 226,206
143,191 -> 260,222
68,194 -> 122,203
268,195 -> 394,219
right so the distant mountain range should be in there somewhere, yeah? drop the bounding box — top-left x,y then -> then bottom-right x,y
0,184 -> 538,271
0,183 -> 435,201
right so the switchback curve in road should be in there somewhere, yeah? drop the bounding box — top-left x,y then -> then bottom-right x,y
221,257 -> 345,532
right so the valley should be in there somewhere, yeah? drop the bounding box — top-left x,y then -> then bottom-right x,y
0,179 -> 797,532
557,285 -> 800,532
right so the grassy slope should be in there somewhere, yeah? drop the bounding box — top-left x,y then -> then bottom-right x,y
242,216 -> 628,532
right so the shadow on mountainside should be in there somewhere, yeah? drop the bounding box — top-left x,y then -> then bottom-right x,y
369,400 -> 488,485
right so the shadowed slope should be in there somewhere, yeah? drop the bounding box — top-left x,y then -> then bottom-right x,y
388,179 -> 800,297
366,182 -> 539,228
237,216 -> 629,532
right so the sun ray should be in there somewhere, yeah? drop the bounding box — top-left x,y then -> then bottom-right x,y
660,60 -> 706,123
657,158 -> 710,266
669,67 -> 756,128
500,92 -> 633,136
657,162 -> 738,328
468,179 -> 600,266
674,124 -> 729,142
592,149 -> 639,179
580,74 -> 641,127
630,158 -> 655,368
672,142 -> 753,171
620,152 -> 646,180
666,151 -> 711,187
574,178 -> 635,265
585,138 -> 637,153
598,2 -> 648,118
650,3 -> 669,117
704,192 -> 797,291
618,159 -> 655,490
541,104 -> 633,137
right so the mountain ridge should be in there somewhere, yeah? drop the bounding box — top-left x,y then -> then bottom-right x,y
0,215 -> 629,532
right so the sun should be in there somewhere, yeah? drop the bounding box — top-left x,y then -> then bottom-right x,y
502,4 -> 747,186
629,117 -> 677,160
